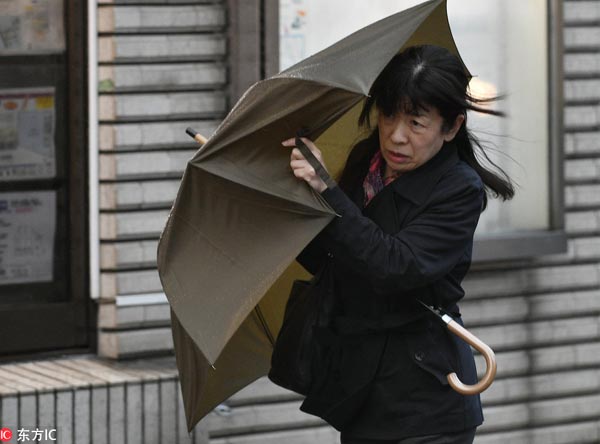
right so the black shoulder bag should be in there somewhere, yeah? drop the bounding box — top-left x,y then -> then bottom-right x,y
268,256 -> 336,396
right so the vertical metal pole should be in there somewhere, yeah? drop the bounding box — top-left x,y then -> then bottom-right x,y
88,0 -> 100,299
548,0 -> 564,230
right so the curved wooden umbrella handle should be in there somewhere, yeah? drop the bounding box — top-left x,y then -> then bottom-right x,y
446,319 -> 497,395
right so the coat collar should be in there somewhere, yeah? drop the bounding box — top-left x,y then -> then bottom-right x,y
389,142 -> 460,206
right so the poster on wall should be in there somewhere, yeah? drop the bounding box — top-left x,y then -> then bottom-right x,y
279,0 -> 308,71
0,0 -> 65,54
0,190 -> 56,285
0,87 -> 56,181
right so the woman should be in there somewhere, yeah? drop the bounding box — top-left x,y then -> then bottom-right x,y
281,45 -> 514,443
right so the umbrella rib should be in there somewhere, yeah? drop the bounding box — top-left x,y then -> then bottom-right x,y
254,305 -> 275,347
192,162 -> 337,217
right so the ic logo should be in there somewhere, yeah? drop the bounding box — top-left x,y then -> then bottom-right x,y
0,428 -> 12,442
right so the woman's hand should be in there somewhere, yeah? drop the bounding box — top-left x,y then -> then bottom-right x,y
282,137 -> 329,193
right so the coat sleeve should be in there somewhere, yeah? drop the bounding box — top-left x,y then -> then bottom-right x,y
319,170 -> 484,295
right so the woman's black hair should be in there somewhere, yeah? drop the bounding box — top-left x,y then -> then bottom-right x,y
344,44 -> 514,210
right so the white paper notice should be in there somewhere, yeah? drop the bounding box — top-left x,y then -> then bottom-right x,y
0,87 -> 56,181
0,191 -> 56,285
279,0 -> 308,71
0,0 -> 65,54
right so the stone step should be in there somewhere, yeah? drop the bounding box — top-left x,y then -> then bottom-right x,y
99,91 -> 226,122
99,150 -> 193,181
98,5 -> 225,34
0,356 -> 207,444
99,34 -> 226,63
98,62 -> 226,93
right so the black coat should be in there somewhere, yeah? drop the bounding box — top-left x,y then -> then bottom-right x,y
295,138 -> 484,440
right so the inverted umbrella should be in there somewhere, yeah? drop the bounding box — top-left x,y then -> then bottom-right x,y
158,0 -> 472,432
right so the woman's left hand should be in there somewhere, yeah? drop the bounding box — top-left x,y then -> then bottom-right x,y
282,137 -> 329,193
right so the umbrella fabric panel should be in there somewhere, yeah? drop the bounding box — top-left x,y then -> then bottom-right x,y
172,259 -> 313,432
192,78 -> 361,171
161,82 -> 363,366
158,165 -> 334,365
171,308 -> 273,432
195,91 -> 368,214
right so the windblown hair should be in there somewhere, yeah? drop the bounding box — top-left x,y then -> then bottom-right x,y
342,44 -> 514,210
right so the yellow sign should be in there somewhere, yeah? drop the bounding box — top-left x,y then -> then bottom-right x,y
35,96 -> 54,109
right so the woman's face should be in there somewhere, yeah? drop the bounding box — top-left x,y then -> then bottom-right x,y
377,105 -> 464,177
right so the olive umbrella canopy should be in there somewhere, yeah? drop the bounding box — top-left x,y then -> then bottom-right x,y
157,0 -> 469,432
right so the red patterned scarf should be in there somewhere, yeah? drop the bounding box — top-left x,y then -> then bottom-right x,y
362,150 -> 399,206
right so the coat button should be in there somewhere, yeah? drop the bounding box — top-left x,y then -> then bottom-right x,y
414,351 -> 425,362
